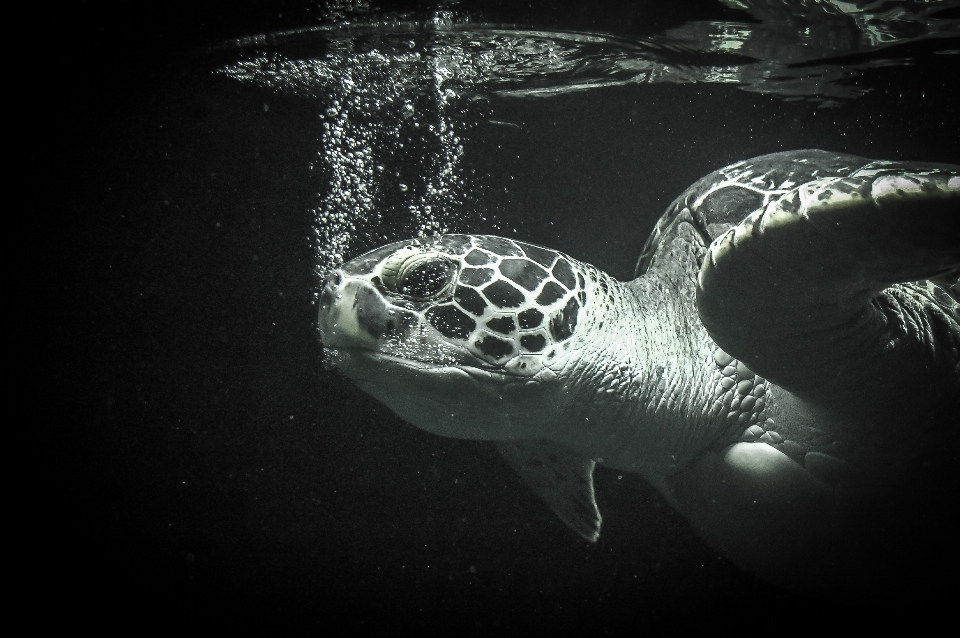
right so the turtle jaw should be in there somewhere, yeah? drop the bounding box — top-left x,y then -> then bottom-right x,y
326,345 -> 554,441
318,272 -> 550,440
322,344 -> 504,383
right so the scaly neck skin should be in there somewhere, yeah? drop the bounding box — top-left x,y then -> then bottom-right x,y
548,270 -> 726,479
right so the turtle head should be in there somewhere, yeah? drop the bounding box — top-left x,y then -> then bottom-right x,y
318,234 -> 595,440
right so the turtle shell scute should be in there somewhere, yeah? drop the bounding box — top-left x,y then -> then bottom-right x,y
500,258 -> 549,291
427,304 -> 476,340
486,316 -> 517,335
518,308 -> 545,329
454,285 -> 487,315
521,243 -> 559,268
633,149 -> 872,277
483,280 -> 526,308
552,259 -> 576,289
460,267 -> 495,286
465,249 -> 494,266
519,332 -> 547,353
476,334 -> 516,360
548,296 -> 580,342
476,236 -> 524,257
536,281 -> 566,306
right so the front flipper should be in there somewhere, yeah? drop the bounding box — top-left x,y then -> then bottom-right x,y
696,161 -> 960,422
667,441 -> 846,596
496,440 -> 601,542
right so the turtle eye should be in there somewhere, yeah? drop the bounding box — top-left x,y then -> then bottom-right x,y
380,248 -> 457,301
398,259 -> 456,300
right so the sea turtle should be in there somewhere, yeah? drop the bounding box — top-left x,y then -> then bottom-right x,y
317,149 -> 959,600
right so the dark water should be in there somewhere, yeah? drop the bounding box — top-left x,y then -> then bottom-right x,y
33,0 -> 959,631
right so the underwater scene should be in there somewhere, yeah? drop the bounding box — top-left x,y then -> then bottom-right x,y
35,0 -> 959,631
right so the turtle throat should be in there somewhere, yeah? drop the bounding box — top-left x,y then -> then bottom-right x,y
552,271 -> 720,477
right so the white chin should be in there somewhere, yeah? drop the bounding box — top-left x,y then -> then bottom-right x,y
326,346 -> 550,440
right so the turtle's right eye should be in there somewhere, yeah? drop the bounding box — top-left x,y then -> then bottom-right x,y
380,248 -> 457,301
398,259 -> 456,300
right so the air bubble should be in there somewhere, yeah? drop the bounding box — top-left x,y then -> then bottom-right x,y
217,41 -> 497,285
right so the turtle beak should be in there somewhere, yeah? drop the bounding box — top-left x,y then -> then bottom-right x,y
317,270 -> 392,351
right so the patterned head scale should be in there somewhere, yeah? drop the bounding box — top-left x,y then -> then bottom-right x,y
324,234 -> 595,377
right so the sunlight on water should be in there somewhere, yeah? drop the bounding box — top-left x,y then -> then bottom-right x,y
215,1 -> 959,293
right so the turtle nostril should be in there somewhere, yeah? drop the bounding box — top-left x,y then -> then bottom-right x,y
319,286 -> 334,309
319,271 -> 343,308
325,271 -> 343,288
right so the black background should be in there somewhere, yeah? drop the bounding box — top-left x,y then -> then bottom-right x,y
27,0 -> 959,632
